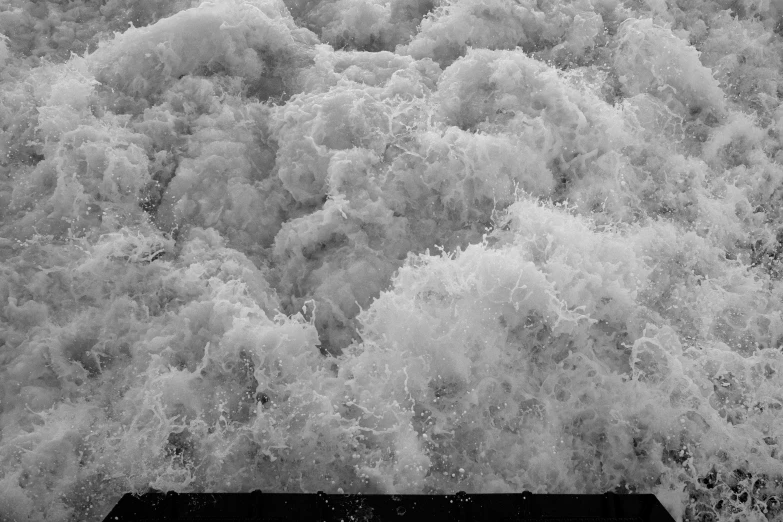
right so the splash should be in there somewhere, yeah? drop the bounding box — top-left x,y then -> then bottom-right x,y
2,0 -> 783,520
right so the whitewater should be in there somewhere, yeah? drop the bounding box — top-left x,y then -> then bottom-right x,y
2,0 -> 783,520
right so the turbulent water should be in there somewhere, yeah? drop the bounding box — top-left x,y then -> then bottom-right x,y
3,0 -> 783,520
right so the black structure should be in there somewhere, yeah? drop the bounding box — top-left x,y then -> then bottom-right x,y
102,490 -> 676,521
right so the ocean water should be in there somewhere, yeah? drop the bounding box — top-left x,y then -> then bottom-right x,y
2,0 -> 783,520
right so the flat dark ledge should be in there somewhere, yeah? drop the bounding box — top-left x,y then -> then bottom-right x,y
103,490 -> 676,521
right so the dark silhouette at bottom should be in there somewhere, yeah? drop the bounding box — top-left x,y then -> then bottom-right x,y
102,490 -> 676,521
